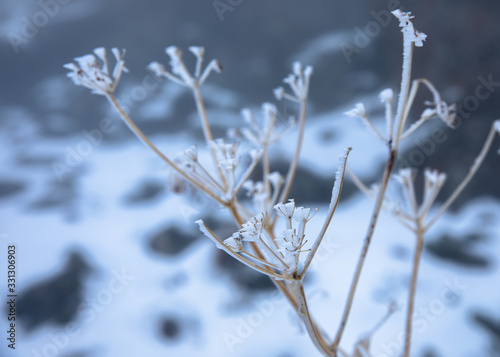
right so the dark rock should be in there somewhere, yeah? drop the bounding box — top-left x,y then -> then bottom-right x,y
28,175 -> 80,221
0,180 -> 25,199
425,234 -> 490,268
474,312 -> 500,339
473,311 -> 500,354
123,179 -> 165,204
149,226 -> 200,256
17,251 -> 92,332
158,314 -> 199,343
249,160 -> 358,205
160,317 -> 181,340
214,250 -> 275,293
16,153 -> 58,167
30,177 -> 76,210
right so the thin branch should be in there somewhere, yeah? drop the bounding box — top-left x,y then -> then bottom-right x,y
300,148 -> 351,278
278,98 -> 308,204
331,148 -> 397,350
403,225 -> 424,357
192,85 -> 227,188
425,121 -> 500,230
106,94 -> 225,205
347,166 -> 416,232
291,280 -> 333,356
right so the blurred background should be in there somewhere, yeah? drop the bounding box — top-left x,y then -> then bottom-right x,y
1,1 -> 500,356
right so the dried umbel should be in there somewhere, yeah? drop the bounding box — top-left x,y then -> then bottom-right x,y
196,146 -> 351,282
64,47 -> 127,96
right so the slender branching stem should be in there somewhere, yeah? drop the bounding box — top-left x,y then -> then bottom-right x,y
347,165 -> 416,226
263,145 -> 271,208
332,148 -> 397,350
394,44 -> 415,151
106,94 -> 225,205
403,224 -> 424,357
300,148 -> 351,278
192,84 -> 227,188
291,279 -> 333,356
333,27 -> 417,350
360,114 -> 387,143
425,121 -> 499,230
278,98 -> 308,204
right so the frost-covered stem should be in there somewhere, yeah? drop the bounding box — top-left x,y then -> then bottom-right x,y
106,94 -> 225,205
192,85 -> 227,188
192,85 -> 214,143
301,148 -> 351,278
393,41 -> 415,151
404,224 -> 424,357
425,121 -> 499,230
232,153 -> 262,200
405,175 -> 419,218
332,148 -> 397,350
192,160 -> 225,192
263,145 -> 272,208
386,98 -> 394,143
334,14 -> 425,348
279,98 -> 308,204
291,280 -> 333,356
400,113 -> 430,140
361,114 -> 387,143
401,79 -> 443,139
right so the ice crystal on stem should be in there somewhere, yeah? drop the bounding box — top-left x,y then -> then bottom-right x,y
391,10 -> 427,47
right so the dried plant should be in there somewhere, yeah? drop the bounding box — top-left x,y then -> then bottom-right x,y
64,9 -> 500,357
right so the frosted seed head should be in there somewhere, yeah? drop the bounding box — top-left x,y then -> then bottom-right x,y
267,172 -> 282,188
147,61 -> 167,76
208,59 -> 223,73
494,120 -> 500,134
188,46 -> 205,58
344,103 -> 366,118
111,48 -> 125,62
273,87 -> 285,100
292,62 -> 303,76
293,207 -> 313,222
424,168 -> 447,186
304,66 -> 313,78
93,47 -> 107,63
379,88 -> 394,102
274,199 -> 296,218
394,168 -> 416,187
165,46 -> 182,60
262,102 -> 277,116
249,149 -> 262,160
224,233 -> 243,251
